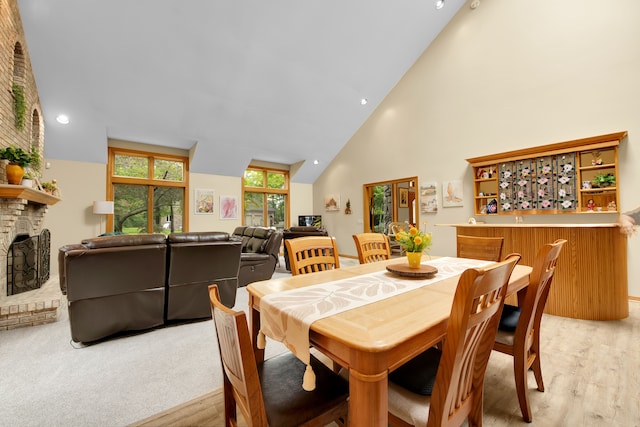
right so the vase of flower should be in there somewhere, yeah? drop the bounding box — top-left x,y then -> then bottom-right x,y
406,251 -> 423,268
395,224 -> 432,269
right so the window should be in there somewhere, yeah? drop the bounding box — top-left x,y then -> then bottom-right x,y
108,147 -> 188,234
242,167 -> 289,230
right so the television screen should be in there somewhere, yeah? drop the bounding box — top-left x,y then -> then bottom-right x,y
298,215 -> 322,227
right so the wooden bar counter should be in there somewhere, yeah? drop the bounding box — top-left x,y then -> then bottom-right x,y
439,223 -> 628,320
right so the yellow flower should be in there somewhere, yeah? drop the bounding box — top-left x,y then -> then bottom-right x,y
394,224 -> 432,253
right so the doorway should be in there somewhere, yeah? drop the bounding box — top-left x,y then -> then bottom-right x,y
363,176 -> 418,234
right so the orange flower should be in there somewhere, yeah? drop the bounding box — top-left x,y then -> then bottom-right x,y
414,236 -> 423,246
409,227 -> 418,236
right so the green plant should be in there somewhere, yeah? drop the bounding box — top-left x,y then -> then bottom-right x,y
0,145 -> 40,167
592,173 -> 616,187
11,82 -> 26,130
41,180 -> 58,192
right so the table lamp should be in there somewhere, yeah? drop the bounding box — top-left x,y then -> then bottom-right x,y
93,201 -> 114,235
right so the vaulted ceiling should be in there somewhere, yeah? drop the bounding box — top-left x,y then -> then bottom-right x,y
18,0 -> 466,183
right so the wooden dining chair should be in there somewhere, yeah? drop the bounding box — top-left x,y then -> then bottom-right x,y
352,232 -> 392,264
388,253 -> 521,427
208,285 -> 349,427
493,239 -> 567,423
285,236 -> 340,276
456,234 -> 504,262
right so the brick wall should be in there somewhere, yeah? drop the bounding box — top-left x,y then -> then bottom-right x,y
1,0 -> 44,183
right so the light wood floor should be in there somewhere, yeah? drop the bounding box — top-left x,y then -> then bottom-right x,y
131,301 -> 640,427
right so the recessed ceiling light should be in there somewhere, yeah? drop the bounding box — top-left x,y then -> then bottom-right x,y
56,114 -> 70,124
360,98 -> 368,105
313,160 -> 319,165
435,0 -> 445,9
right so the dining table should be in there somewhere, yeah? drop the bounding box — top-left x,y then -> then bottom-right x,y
246,256 -> 532,426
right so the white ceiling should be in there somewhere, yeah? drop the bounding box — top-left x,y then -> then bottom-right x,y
17,0 -> 466,183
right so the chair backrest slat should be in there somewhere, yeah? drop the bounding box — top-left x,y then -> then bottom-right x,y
285,236 -> 340,276
353,233 -> 392,264
456,234 -> 504,262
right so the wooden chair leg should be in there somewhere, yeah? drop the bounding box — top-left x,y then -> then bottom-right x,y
514,354 -> 533,423
531,353 -> 545,392
468,387 -> 484,427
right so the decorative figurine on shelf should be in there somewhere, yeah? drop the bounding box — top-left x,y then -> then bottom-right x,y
587,199 -> 596,211
608,201 -> 617,211
591,151 -> 603,166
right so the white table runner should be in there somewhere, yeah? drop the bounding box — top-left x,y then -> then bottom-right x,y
257,257 -> 493,390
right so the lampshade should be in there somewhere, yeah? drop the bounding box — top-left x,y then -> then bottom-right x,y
93,201 -> 114,215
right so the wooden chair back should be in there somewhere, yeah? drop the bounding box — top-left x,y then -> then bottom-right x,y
456,234 -> 504,262
209,285 -> 268,426
493,239 -> 566,422
209,285 -> 349,427
285,236 -> 340,276
428,254 -> 520,427
353,233 -> 392,264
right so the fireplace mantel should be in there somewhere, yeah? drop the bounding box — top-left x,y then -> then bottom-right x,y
0,184 -> 61,205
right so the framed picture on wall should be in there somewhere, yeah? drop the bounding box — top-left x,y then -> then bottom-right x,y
195,188 -> 215,215
420,181 -> 438,213
399,188 -> 409,208
219,195 -> 238,220
442,180 -> 464,207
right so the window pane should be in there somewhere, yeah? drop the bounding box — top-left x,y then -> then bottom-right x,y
114,154 -> 148,178
244,192 -> 264,226
244,170 -> 264,188
114,184 -> 148,233
268,193 -> 286,230
154,159 -> 184,181
153,187 -> 184,233
267,172 -> 285,189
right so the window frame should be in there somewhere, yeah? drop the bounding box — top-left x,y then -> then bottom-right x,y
242,166 -> 289,229
107,147 -> 189,233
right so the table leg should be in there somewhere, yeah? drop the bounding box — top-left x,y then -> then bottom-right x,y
348,367 -> 388,426
248,294 -> 265,363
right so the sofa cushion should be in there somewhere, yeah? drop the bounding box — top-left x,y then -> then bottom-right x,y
168,231 -> 229,243
82,234 -> 167,249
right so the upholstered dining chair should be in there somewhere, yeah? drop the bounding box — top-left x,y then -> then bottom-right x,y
353,232 -> 392,264
285,236 -> 340,276
493,239 -> 567,423
456,234 -> 504,262
388,253 -> 521,427
388,221 -> 408,256
208,285 -> 349,427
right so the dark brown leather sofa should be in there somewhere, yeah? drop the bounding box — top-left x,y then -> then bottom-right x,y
58,232 -> 241,343
58,234 -> 168,343
281,226 -> 328,271
231,226 -> 283,287
166,231 -> 241,320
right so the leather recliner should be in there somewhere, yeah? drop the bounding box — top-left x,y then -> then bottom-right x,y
58,234 -> 168,343
166,231 -> 242,320
281,226 -> 328,271
231,226 -> 283,287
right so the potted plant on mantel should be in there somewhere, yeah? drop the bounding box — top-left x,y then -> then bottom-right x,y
0,145 -> 40,185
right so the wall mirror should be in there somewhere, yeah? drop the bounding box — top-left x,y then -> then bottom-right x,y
363,176 -> 418,234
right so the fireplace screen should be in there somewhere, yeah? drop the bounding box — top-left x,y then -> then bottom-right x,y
6,229 -> 51,296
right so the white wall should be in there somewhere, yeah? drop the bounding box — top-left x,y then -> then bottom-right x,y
43,162 -> 313,275
313,0 -> 640,296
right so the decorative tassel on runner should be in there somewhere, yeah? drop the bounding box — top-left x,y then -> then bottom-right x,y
302,364 -> 316,391
257,330 -> 266,349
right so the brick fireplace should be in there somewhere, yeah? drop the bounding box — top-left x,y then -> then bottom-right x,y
0,186 -> 61,330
